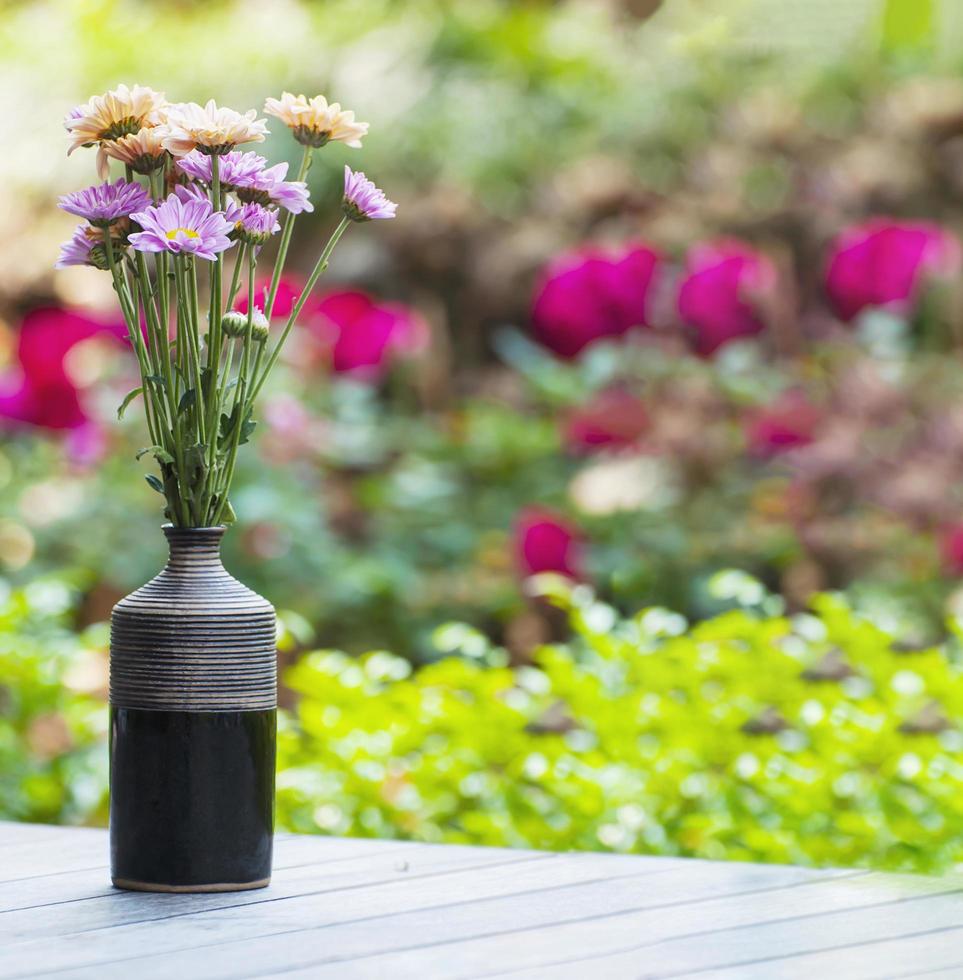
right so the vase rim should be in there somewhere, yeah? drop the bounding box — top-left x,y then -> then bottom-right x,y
161,524 -> 228,534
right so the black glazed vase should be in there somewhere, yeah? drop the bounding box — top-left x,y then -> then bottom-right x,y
109,525 -> 277,892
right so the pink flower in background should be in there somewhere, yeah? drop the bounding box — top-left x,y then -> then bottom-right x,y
235,275 -> 303,319
563,389 -> 649,454
0,306 -> 125,439
825,219 -> 961,322
677,240 -> 776,356
745,391 -> 822,458
304,290 -> 428,381
531,242 -> 661,359
940,524 -> 963,575
514,507 -> 584,580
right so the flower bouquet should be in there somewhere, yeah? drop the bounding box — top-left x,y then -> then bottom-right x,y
59,85 -> 395,527
58,84 -> 394,893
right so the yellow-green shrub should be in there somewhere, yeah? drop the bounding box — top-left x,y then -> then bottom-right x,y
278,576 -> 963,872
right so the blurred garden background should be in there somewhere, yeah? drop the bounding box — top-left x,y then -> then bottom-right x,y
7,0 -> 963,872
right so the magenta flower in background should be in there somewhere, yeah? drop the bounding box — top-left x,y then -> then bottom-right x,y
129,194 -> 235,260
235,275 -> 304,319
514,507 -> 584,580
342,166 -> 397,222
305,290 -> 427,381
563,389 -> 650,455
677,239 -> 776,357
745,391 -> 822,458
0,306 -> 125,434
58,179 -> 151,227
941,524 -> 963,576
825,219 -> 961,322
531,242 -> 661,359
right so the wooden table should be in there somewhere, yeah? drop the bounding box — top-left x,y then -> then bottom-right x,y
3,823 -> 963,979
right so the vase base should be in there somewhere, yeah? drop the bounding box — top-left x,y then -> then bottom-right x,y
112,876 -> 270,893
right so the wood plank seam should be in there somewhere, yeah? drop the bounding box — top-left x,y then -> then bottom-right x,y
643,922 -> 963,979
463,884 -> 963,979
79,868 -> 868,976
0,845 -> 419,917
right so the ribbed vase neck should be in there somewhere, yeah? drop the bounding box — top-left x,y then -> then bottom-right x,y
162,525 -> 226,571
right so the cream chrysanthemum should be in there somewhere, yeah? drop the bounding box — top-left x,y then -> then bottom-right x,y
161,100 -> 269,157
65,84 -> 167,178
102,126 -> 170,174
263,93 -> 368,149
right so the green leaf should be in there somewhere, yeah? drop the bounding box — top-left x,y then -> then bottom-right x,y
144,474 -> 165,494
117,387 -> 143,420
136,446 -> 175,465
145,374 -> 167,389
178,389 -> 197,414
239,416 -> 257,446
185,442 -> 208,477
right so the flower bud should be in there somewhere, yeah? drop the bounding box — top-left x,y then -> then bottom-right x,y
251,309 -> 269,342
221,310 -> 249,339
221,309 -> 269,342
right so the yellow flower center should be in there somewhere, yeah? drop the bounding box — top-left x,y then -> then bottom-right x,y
166,227 -> 199,240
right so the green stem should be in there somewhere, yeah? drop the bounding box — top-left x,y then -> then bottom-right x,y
250,216 -> 350,403
212,248 -> 257,524
226,246 -> 246,309
184,256 -> 207,446
263,144 -> 312,320
206,155 -> 224,444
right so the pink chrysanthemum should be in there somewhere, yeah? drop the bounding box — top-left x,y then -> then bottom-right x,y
55,225 -> 110,269
58,179 -> 151,228
238,162 -> 312,214
171,182 -> 210,206
176,149 -> 265,186
342,166 -> 396,222
175,151 -> 312,214
129,193 -> 235,261
232,202 -> 281,245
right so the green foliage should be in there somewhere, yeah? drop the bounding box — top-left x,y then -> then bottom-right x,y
0,579 -> 108,824
278,577 -> 963,873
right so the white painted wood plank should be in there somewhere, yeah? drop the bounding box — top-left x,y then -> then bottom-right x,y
7,824 -> 962,980
0,834 -> 108,883
0,849 -> 552,975
897,967 -> 963,980
260,870 -> 954,980
35,859 -> 835,980
0,836 -> 416,926
0,822 -> 88,847
0,839 -> 527,942
676,925 -> 963,980
440,883 -> 963,980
